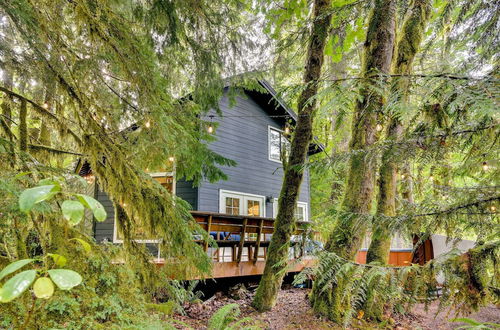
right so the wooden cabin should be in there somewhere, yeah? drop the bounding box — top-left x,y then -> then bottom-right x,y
76,80 -> 322,278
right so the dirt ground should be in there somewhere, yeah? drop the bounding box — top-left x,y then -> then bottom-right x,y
173,288 -> 499,329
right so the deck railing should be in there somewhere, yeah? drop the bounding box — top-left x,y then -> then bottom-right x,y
190,211 -> 312,264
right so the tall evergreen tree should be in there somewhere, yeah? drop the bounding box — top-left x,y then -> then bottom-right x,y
252,0 -> 332,311
310,0 -> 397,320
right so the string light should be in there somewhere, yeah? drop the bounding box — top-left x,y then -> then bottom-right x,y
401,174 -> 406,179
284,126 -> 290,134
429,175 -> 434,182
84,174 -> 95,184
482,161 -> 489,171
208,115 -> 214,133
376,124 -> 383,132
122,202 -> 127,207
491,205 -> 496,212
145,121 -> 151,128
168,156 -> 175,162
42,102 -> 49,109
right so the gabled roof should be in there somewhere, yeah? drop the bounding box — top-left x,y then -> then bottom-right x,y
243,80 -> 324,156
256,80 -> 298,121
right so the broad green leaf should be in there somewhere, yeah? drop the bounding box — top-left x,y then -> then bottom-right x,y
0,270 -> 37,303
38,178 -> 58,186
33,277 -> 54,299
19,185 -> 60,212
47,254 -> 67,267
48,269 -> 82,290
70,238 -> 91,253
61,200 -> 85,225
0,259 -> 34,281
76,194 -> 106,222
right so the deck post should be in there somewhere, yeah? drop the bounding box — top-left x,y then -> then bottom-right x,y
237,218 -> 247,263
300,229 -> 306,257
253,218 -> 264,264
204,215 -> 212,252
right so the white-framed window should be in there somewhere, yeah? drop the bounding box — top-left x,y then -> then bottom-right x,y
273,198 -> 309,222
113,171 -> 176,243
219,190 -> 266,217
268,126 -> 290,163
360,231 -> 413,251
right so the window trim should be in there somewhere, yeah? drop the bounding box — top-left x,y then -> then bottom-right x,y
219,189 -> 266,217
113,171 -> 176,244
273,198 -> 309,222
268,125 -> 289,163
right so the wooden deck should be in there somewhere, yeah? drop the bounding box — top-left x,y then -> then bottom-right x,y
155,212 -> 413,278
163,212 -> 313,278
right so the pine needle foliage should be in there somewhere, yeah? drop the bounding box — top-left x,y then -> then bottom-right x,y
0,0 -> 256,277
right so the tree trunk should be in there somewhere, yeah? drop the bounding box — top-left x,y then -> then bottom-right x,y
367,0 -> 430,264
324,0 -> 396,259
252,0 -> 332,312
311,0 -> 396,321
366,119 -> 401,263
0,69 -> 16,167
19,99 -> 28,153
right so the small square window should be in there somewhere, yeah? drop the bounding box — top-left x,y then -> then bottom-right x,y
225,197 -> 240,215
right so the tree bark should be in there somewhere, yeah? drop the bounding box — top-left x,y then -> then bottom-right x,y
367,0 -> 430,264
311,0 -> 396,321
252,0 -> 332,312
19,99 -> 28,153
0,68 -> 16,166
324,0 -> 397,259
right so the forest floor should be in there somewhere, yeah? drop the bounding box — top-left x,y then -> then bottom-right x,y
172,287 -> 499,329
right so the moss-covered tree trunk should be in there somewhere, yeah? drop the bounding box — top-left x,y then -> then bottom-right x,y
366,119 -> 401,263
324,0 -> 396,259
367,0 -> 431,264
252,0 -> 332,312
310,0 -> 396,321
19,99 -> 28,153
0,68 -> 16,167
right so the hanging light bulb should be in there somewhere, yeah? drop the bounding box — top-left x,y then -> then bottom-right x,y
42,102 -> 49,109
376,124 -> 383,132
145,121 -> 151,128
429,175 -> 434,182
284,126 -> 290,135
168,156 -> 175,162
482,161 -> 489,171
207,115 -> 214,134
122,202 -> 127,207
490,205 -> 496,212
84,174 -> 95,185
401,174 -> 406,179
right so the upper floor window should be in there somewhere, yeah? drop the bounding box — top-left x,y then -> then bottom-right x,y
268,126 -> 290,163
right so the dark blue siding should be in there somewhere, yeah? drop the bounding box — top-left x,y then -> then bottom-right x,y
94,187 -> 115,243
94,178 -> 199,242
198,90 -> 310,218
175,179 -> 198,210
